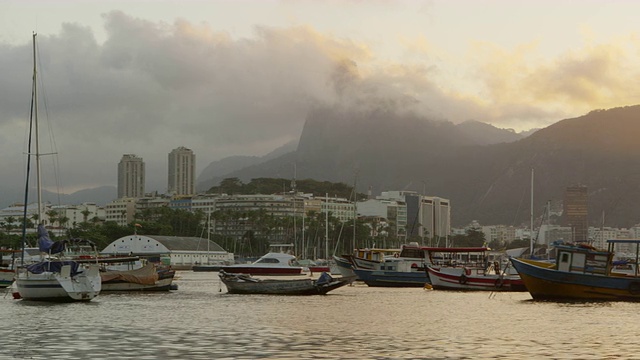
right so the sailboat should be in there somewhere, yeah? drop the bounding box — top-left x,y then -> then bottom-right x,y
192,212 -> 230,271
13,33 -> 101,301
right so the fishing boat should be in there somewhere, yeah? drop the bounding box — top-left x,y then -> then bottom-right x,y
332,255 -> 357,278
101,262 -> 176,292
219,270 -> 354,295
13,34 -> 101,302
348,243 -> 429,287
425,247 -> 526,291
220,252 -> 304,276
352,266 -> 429,287
511,240 -> 640,301
73,255 -> 177,292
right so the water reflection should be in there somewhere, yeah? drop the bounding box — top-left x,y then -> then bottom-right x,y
1,271 -> 639,359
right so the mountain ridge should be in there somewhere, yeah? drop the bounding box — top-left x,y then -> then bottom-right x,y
201,105 -> 640,228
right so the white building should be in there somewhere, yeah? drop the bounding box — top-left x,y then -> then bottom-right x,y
105,198 -> 137,226
101,234 -> 234,270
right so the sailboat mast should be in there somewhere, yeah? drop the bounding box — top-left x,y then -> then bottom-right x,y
530,168 -> 534,257
32,33 -> 43,224
325,193 -> 329,259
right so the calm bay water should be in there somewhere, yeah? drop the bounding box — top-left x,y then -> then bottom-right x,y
1,271 -> 638,359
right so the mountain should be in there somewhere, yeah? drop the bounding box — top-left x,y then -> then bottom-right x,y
0,186 -> 116,209
456,120 -> 524,145
200,105 -> 640,228
38,186 -> 116,207
196,140 -> 298,192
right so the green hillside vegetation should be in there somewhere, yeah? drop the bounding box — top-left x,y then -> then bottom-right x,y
207,177 -> 367,200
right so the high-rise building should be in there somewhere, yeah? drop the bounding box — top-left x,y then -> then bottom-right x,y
168,146 -> 196,196
564,184 -> 588,242
117,154 -> 145,198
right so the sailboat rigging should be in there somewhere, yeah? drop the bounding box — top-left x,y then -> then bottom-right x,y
13,33 -> 101,301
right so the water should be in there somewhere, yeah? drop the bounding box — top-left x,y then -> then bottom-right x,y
1,271 -> 637,359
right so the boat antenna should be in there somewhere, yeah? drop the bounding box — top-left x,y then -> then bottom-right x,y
530,168 -> 534,257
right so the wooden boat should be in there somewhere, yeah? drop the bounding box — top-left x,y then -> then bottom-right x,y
332,255 -> 357,278
219,270 -> 355,295
511,240 -> 640,301
74,255 -> 176,292
348,243 -> 429,287
352,267 -> 429,287
425,247 -> 526,291
220,252 -> 304,275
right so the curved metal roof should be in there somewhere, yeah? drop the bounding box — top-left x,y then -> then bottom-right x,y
101,235 -> 227,254
146,236 -> 226,252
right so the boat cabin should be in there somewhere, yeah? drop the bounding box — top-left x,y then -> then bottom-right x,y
422,247 -> 489,269
554,244 -> 612,275
607,239 -> 640,277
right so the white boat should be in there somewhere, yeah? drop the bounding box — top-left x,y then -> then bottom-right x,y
0,249 -> 20,288
13,34 -> 101,302
220,252 -> 304,275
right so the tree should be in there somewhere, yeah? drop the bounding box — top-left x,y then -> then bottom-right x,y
46,210 -> 59,228
81,209 -> 91,223
450,227 -> 486,247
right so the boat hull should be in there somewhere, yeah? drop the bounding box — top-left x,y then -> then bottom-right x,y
332,255 -> 357,278
102,276 -> 174,292
220,272 -> 354,295
0,269 -> 14,288
100,263 -> 176,292
219,266 -> 303,276
511,257 -> 640,301
192,265 -> 223,272
352,268 -> 428,287
15,264 -> 101,301
427,267 -> 526,292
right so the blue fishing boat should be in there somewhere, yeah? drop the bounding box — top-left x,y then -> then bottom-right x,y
510,239 -> 640,301
352,268 -> 428,287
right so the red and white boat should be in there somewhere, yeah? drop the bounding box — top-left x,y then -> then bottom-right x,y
220,252 -> 304,276
424,247 -> 526,292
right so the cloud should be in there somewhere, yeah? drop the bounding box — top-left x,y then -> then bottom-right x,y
2,10 -> 640,202
465,35 -> 640,129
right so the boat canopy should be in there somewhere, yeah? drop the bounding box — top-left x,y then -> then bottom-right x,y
37,224 -> 66,255
26,260 -> 80,276
422,247 -> 489,253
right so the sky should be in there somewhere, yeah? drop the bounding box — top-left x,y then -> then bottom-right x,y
1,0 -> 640,200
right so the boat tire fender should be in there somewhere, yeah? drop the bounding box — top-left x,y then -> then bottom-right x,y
494,277 -> 504,288
459,274 -> 468,285
629,282 -> 640,295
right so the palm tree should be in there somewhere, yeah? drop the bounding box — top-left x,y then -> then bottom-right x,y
46,210 -> 59,228
58,216 -> 70,230
81,209 -> 91,223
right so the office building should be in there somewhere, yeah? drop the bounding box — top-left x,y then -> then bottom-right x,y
564,184 -> 588,242
117,154 -> 145,199
168,146 -> 196,196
